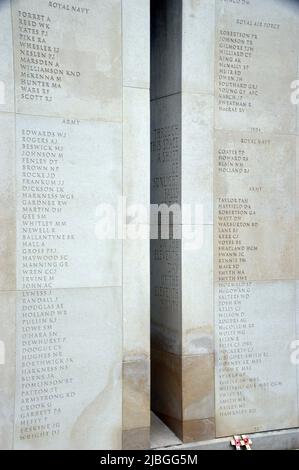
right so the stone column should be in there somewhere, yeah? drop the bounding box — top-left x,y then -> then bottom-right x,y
0,0 -> 150,450
122,0 -> 151,450
151,0 -> 299,442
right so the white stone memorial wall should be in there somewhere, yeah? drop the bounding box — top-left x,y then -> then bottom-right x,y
0,0 -> 150,450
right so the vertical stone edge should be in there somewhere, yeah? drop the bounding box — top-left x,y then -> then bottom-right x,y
0,293 -> 16,450
0,106 -> 16,449
122,0 -> 150,89
296,34 -> 299,427
122,360 -> 150,450
150,0 -> 183,441
180,0 -> 216,443
122,0 -> 150,450
0,0 -> 16,441
150,0 -> 182,101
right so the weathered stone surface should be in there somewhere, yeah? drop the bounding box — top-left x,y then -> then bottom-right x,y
12,0 -> 122,121
123,360 -> 150,430
0,0 -> 14,112
214,131 -> 296,283
0,0 -> 150,450
0,292 -> 16,450
215,0 -> 297,133
16,114 -> 122,290
14,288 -> 123,450
0,113 -> 15,291
215,280 -> 297,437
123,0 -> 150,89
151,0 -> 299,442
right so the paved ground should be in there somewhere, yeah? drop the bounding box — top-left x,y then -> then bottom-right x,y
150,413 -> 182,449
150,413 -> 299,450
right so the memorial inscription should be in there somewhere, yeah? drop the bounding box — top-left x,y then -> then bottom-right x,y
13,0 -> 122,119
1,0 -> 150,450
16,115 -> 122,290
215,0 -> 297,132
10,0 -> 124,449
214,0 -> 298,436
15,288 -> 122,449
151,0 -> 299,442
